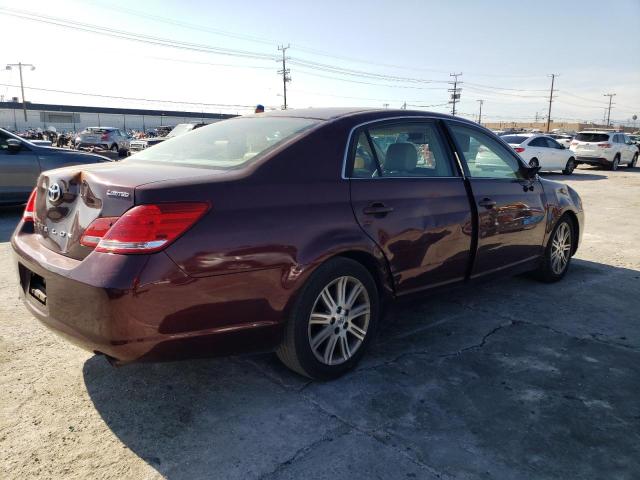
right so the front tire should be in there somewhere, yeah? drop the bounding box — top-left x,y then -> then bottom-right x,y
562,157 -> 576,175
277,258 -> 380,380
534,217 -> 574,283
628,153 -> 638,168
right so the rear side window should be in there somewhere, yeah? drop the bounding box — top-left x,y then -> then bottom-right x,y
575,133 -> 609,142
501,135 -> 528,144
351,132 -> 379,178
529,137 -> 547,147
365,122 -> 454,177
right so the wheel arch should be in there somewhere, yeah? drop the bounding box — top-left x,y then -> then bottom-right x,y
562,210 -> 580,255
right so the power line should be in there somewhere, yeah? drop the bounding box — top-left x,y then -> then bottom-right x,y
0,82 -> 261,110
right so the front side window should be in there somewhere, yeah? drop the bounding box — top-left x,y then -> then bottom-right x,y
129,117 -> 319,169
449,123 -> 523,179
364,122 -> 454,177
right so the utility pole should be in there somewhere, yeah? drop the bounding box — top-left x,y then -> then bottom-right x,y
401,101 -> 407,110
448,73 -> 462,116
277,44 -> 291,110
535,111 -> 539,123
476,99 -> 484,124
546,73 -> 557,133
603,93 -> 616,127
5,62 -> 36,123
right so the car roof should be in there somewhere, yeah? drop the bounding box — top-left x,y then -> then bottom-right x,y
251,107 -> 465,123
577,130 -> 613,134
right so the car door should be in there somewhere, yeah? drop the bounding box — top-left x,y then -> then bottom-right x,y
445,122 -> 547,278
348,119 -> 473,294
527,137 -> 549,168
0,131 -> 41,204
544,136 -> 568,169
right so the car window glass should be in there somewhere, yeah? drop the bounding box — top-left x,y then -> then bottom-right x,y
545,137 -> 561,149
529,137 -> 546,147
449,123 -> 523,179
351,132 -> 378,178
366,122 -> 454,177
0,131 -> 8,151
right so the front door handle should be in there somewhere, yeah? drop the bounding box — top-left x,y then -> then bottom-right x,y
478,198 -> 497,209
363,203 -> 394,216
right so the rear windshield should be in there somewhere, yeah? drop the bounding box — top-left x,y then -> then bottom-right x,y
128,116 -> 320,169
501,135 -> 528,144
82,128 -> 112,134
166,124 -> 195,138
575,133 -> 609,142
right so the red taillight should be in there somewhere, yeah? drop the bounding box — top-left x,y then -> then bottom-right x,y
597,143 -> 612,148
514,147 -> 525,153
101,133 -> 109,140
570,141 -> 578,146
81,203 -> 209,254
23,189 -> 37,222
80,217 -> 119,248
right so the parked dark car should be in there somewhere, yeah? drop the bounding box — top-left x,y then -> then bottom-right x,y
1,127 -> 110,205
11,108 -> 584,379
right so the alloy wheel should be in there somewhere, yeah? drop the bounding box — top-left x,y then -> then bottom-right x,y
308,276 -> 370,366
550,222 -> 572,275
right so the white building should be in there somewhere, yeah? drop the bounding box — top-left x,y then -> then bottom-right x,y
0,101 -> 236,132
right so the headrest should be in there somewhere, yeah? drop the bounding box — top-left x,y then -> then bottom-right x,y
385,143 -> 418,172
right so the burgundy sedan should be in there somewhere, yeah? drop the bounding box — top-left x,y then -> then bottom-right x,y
12,108 -> 584,379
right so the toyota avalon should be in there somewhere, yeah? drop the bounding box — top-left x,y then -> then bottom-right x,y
12,108 -> 584,379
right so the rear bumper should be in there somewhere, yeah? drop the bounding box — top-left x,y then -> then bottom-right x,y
575,156 -> 611,166
77,143 -> 110,150
11,226 -> 285,363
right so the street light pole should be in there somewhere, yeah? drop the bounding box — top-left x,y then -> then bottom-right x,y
5,62 -> 36,123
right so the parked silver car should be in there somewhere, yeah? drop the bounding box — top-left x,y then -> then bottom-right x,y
0,127 -> 109,205
75,127 -> 130,156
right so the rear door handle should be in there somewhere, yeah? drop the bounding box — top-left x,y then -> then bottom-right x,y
363,203 -> 394,215
478,198 -> 497,209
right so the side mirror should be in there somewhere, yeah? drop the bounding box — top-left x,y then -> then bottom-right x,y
522,165 -> 541,179
7,139 -> 22,153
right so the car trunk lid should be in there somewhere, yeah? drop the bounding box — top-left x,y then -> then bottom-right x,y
33,161 -> 218,260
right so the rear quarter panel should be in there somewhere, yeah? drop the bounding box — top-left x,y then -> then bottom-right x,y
137,118 -> 392,303
539,178 -> 584,251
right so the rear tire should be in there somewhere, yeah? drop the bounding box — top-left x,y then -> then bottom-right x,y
628,153 -> 638,168
562,157 -> 576,175
276,258 -> 380,380
533,217 -> 574,283
529,158 -> 539,168
110,144 -> 118,153
610,155 -> 620,171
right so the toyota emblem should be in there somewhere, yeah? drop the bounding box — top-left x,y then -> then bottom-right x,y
47,183 -> 62,203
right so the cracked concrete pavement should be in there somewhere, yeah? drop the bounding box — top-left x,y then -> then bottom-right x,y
1,166 -> 639,479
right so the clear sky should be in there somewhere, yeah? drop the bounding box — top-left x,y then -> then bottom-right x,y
0,0 -> 639,123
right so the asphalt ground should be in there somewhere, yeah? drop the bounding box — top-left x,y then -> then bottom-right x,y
1,165 -> 639,479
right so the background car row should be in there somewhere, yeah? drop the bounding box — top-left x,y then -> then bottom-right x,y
495,129 -> 639,172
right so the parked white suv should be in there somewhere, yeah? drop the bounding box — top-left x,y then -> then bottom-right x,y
570,131 -> 638,170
